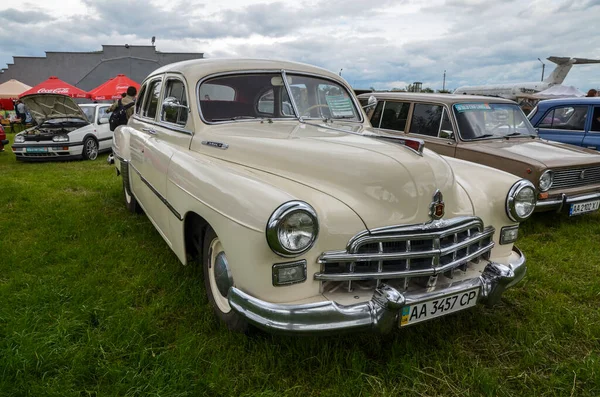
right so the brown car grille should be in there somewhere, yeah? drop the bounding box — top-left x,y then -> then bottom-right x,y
552,166 -> 600,190
315,217 -> 494,292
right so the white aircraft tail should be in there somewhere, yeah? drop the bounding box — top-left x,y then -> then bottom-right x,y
544,56 -> 600,85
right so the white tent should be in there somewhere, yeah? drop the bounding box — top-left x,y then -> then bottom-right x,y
533,85 -> 585,99
0,79 -> 32,99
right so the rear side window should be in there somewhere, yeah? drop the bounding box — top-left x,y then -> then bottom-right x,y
539,106 -> 587,131
410,103 -> 443,137
161,79 -> 188,126
142,80 -> 162,119
370,101 -> 384,127
380,101 -> 410,132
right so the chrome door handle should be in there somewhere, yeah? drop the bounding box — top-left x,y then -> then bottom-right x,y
142,128 -> 157,135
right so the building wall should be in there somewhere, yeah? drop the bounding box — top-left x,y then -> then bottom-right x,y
0,45 -> 203,90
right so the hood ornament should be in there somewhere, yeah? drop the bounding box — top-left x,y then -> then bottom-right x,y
429,190 -> 445,221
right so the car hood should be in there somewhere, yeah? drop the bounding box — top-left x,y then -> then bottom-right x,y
462,138 -> 600,169
20,94 -> 89,125
193,121 -> 475,230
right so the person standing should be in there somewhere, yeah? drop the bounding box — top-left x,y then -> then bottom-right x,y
16,100 -> 27,131
586,89 -> 598,97
107,86 -> 137,120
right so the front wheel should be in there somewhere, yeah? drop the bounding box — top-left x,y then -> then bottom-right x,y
202,227 -> 248,332
82,137 -> 98,160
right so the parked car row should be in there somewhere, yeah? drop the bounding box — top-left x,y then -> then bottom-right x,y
6,59 -> 599,335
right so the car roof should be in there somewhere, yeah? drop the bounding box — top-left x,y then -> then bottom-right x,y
535,97 -> 600,108
358,92 -> 516,105
146,58 -> 342,83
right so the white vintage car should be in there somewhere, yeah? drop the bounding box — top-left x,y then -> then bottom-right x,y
112,59 -> 536,334
12,95 -> 113,161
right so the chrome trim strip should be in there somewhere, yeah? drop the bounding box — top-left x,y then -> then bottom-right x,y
228,247 -> 526,334
315,242 -> 494,281
131,115 -> 193,135
319,228 -> 494,264
201,141 -> 229,150
281,69 -> 300,119
128,162 -> 183,221
564,192 -> 600,203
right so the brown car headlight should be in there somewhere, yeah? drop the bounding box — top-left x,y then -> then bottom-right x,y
506,180 -> 536,222
266,201 -> 319,257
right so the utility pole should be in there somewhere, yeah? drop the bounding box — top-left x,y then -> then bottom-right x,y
443,70 -> 446,91
537,58 -> 545,82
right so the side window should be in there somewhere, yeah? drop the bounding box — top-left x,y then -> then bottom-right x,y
542,106 -> 587,131
98,106 -> 111,123
136,84 -> 147,114
439,108 -> 454,139
142,80 -> 162,119
380,101 -> 410,132
410,103 -> 443,137
257,89 -> 275,115
591,107 -> 600,132
370,101 -> 384,127
161,79 -> 188,126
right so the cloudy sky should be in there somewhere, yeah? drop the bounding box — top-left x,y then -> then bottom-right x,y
0,0 -> 599,91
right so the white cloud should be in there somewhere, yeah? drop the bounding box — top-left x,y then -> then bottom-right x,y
1,0 -> 599,91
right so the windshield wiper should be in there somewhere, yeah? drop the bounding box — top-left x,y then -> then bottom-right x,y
472,134 -> 497,140
212,116 -> 260,121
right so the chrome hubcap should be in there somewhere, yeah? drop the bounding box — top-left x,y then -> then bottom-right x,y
214,252 -> 233,298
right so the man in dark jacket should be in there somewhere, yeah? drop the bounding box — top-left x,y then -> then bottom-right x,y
107,86 -> 137,120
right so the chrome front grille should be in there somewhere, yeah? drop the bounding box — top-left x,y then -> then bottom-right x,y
552,166 -> 600,190
316,217 -> 494,292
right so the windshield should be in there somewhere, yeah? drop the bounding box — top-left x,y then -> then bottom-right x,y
198,72 -> 361,123
79,106 -> 95,123
453,103 -> 537,140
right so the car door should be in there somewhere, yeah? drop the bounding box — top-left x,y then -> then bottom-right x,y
582,105 -> 600,150
142,75 -> 193,239
95,105 -> 112,151
536,105 -> 588,147
405,102 -> 457,157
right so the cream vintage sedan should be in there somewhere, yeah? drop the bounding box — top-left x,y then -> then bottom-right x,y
112,59 -> 535,334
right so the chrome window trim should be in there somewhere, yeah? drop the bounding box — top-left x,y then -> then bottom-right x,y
195,69 -> 364,126
378,101 -> 386,128
140,76 -> 165,122
159,75 -> 192,131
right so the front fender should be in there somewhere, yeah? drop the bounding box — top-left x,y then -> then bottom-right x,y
166,150 -> 366,303
112,125 -> 134,161
442,156 -> 521,261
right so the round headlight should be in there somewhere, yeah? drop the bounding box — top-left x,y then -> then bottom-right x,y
538,170 -> 553,192
506,180 -> 536,222
266,201 -> 319,257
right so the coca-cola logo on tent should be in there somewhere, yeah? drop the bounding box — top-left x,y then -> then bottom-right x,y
37,88 -> 70,94
116,85 -> 129,90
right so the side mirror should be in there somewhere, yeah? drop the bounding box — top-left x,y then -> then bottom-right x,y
440,129 -> 455,140
98,117 -> 109,124
362,95 -> 377,110
162,97 -> 189,112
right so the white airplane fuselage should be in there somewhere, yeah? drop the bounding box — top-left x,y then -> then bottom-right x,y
453,57 -> 600,100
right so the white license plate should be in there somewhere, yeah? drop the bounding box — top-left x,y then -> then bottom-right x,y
399,288 -> 479,327
569,200 -> 600,216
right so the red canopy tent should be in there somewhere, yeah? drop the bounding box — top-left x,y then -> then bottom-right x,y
19,76 -> 90,99
89,74 -> 140,101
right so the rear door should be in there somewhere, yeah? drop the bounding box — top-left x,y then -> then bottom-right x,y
142,74 -> 193,239
406,103 -> 457,157
582,106 -> 600,150
536,105 -> 588,147
96,105 -> 112,151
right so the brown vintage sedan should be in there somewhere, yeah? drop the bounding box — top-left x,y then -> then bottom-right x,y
358,92 -> 600,216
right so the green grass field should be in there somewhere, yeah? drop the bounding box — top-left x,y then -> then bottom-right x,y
1,131 -> 599,396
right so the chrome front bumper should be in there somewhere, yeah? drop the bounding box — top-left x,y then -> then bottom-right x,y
229,247 -> 526,335
536,192 -> 600,212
